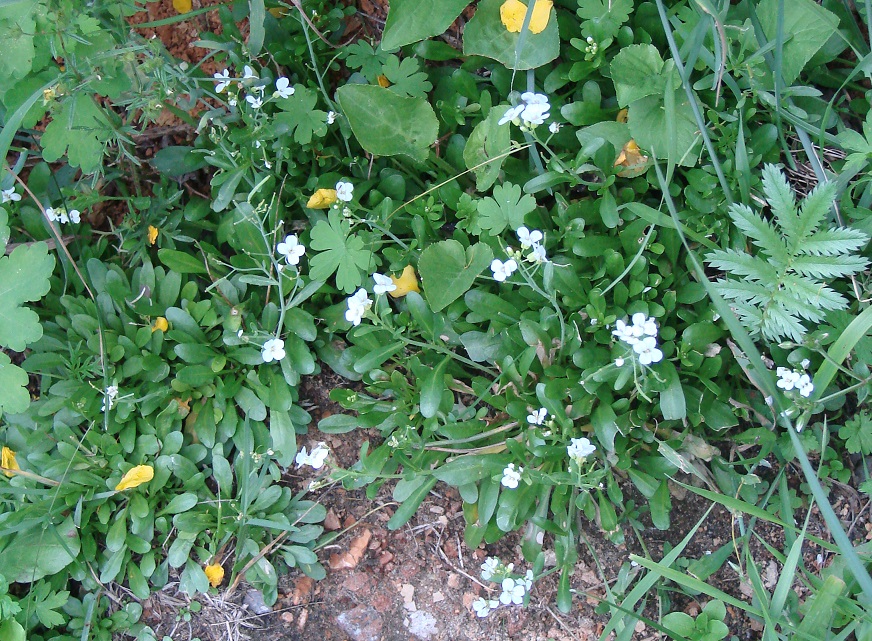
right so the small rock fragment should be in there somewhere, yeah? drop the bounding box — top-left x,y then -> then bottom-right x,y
243,589 -> 272,615
407,610 -> 439,640
336,605 -> 383,641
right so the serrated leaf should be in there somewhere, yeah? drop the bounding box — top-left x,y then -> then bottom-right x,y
577,0 -> 632,40
381,56 -> 433,98
273,86 -> 327,145
343,42 -> 392,82
0,242 -> 54,351
0,352 -> 30,415
308,210 -> 375,293
41,94 -> 111,174
336,84 -> 438,163
477,183 -> 537,235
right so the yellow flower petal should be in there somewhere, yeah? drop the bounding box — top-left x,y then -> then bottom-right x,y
616,108 -> 628,123
2,446 -> 20,478
306,188 -> 338,209
148,225 -> 159,245
172,0 -> 192,14
205,562 -> 225,588
389,265 -> 421,298
115,465 -> 154,491
152,317 -> 169,333
500,0 -> 552,34
614,139 -> 650,178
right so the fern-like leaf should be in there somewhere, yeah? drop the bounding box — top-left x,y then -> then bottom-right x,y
705,164 -> 870,344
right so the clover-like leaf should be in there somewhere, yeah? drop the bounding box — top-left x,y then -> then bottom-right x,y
381,56 -> 433,99
41,94 -> 111,174
0,352 -> 29,415
309,210 -> 376,293
477,183 -> 537,235
0,242 -> 55,351
273,85 -> 328,145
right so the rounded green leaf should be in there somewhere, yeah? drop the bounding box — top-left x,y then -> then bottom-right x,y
462,0 -> 559,70
382,0 -> 471,50
336,84 -> 438,162
418,240 -> 493,312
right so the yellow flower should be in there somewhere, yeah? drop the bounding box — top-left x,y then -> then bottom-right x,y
616,108 -> 628,123
614,139 -> 650,178
306,188 -> 338,209
205,562 -> 225,588
500,0 -> 552,34
147,225 -> 159,245
152,317 -> 169,333
2,447 -> 20,478
377,75 -> 392,88
389,265 -> 421,298
172,0 -> 192,13
115,465 -> 154,491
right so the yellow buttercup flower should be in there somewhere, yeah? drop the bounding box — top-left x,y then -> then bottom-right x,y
205,562 -> 225,588
152,317 -> 169,333
2,447 -> 20,478
500,0 -> 552,34
147,225 -> 159,245
115,465 -> 154,491
306,188 -> 338,209
172,0 -> 192,13
389,265 -> 421,298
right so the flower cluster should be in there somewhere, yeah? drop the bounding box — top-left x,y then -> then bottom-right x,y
346,288 -> 372,326
295,442 -> 330,469
101,384 -> 119,412
46,207 -> 81,225
472,557 -> 535,618
612,312 -> 663,366
213,65 -> 298,113
776,366 -> 814,398
516,226 -> 547,263
501,462 -> 523,489
499,92 -> 551,129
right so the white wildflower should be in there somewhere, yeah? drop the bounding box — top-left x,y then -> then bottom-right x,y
548,122 -> 561,134
276,234 -> 305,266
472,597 -> 499,618
372,273 -> 397,295
345,288 -> 372,326
499,577 -> 526,605
523,569 -> 534,591
295,442 -> 330,469
68,209 -> 81,224
516,226 -> 543,249
567,437 -> 596,462
245,94 -> 263,109
335,180 -> 354,202
1,187 -> 20,203
274,77 -> 295,99
527,243 -> 547,263
242,65 -> 258,81
633,336 -> 663,365
327,110 -> 337,124
490,258 -> 518,282
480,557 -> 500,581
498,104 -> 525,126
615,357 -> 625,367
261,337 -> 286,363
101,384 -> 119,412
527,408 -> 547,426
501,463 -> 523,489
213,69 -> 232,93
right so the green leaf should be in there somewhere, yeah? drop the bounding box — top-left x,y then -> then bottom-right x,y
0,4 -> 38,81
157,248 -> 207,275
0,620 -> 25,641
388,476 -> 438,530
336,84 -> 438,163
658,360 -> 686,421
577,0 -> 632,40
269,408 -> 297,467
0,352 -> 30,415
308,210 -> 375,293
477,183 -> 537,235
463,0 -> 560,70
610,44 -> 667,106
3,517 -> 81,583
151,146 -> 208,176
0,241 -> 54,351
757,0 -> 839,85
381,56 -> 433,98
628,88 -> 700,168
273,86 -> 327,145
418,240 -> 493,312
433,455 -> 509,485
248,0 -> 265,56
41,94 -> 111,174
420,356 -> 449,418
381,0 -> 470,50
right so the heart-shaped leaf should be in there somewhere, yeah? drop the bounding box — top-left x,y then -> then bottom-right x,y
418,240 -> 493,312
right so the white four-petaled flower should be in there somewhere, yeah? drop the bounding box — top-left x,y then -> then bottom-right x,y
335,180 -> 354,202
345,288 -> 372,326
295,442 -> 329,469
213,69 -> 232,93
242,65 -> 258,81
245,95 -> 263,109
274,77 -> 295,99
633,336 -> 663,365
372,273 -> 397,295
261,337 -> 286,363
1,187 -> 21,203
527,408 -> 547,425
327,111 -> 337,124
499,577 -> 526,605
480,557 -> 500,581
472,598 -> 499,618
517,226 -> 543,249
776,367 -> 814,398
102,384 -> 119,412
567,437 -> 596,462
491,258 -> 518,282
498,92 -> 551,128
277,234 -> 305,265
501,463 -> 523,489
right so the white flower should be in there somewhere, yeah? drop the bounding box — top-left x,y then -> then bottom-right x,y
777,367 -> 813,397
335,180 -> 354,202
229,97 -> 237,107
517,226 -> 543,249
631,312 -> 658,337
527,244 -> 547,263
527,408 -> 547,426
327,110 -> 337,124
797,374 -> 814,398
345,288 -> 372,326
242,65 -> 258,81
68,209 -> 81,224
520,92 -> 548,105
472,598 -> 499,618
612,319 -> 637,345
57,209 -> 69,224
261,337 -> 286,362
499,577 -> 526,605
1,188 -> 20,203
491,258 -> 518,282
521,102 -> 550,126
213,69 -> 232,93
373,273 -> 397,295
277,234 -> 305,265
498,104 -> 525,125
274,77 -> 295,99
245,94 -> 263,109
481,557 -> 500,581
101,385 -> 119,412
633,336 -> 663,365
615,357 -> 625,367
501,463 -> 523,489
523,569 -> 534,591
567,437 -> 596,462
548,122 -> 561,134
295,442 -> 329,469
